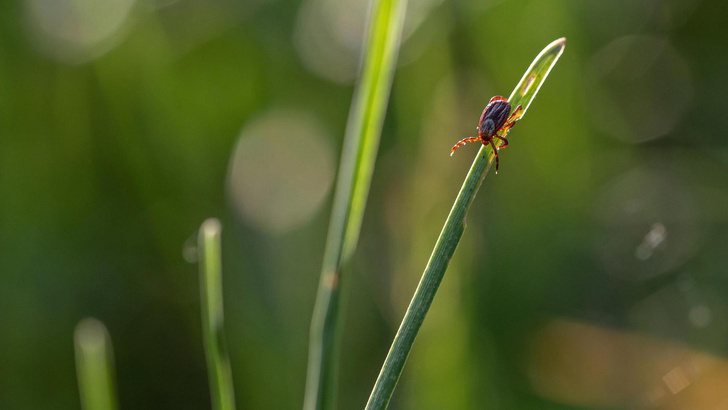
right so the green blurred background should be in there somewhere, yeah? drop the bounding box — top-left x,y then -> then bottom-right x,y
2,0 -> 728,408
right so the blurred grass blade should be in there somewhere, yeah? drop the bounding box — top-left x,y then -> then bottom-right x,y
304,0 -> 408,409
74,318 -> 119,410
199,218 -> 236,410
365,38 -> 566,410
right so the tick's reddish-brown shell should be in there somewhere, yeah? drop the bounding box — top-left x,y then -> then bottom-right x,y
478,96 -> 511,137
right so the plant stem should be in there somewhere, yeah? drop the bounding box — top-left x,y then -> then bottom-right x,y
365,38 -> 567,410
303,0 -> 408,409
199,218 -> 236,410
74,318 -> 119,410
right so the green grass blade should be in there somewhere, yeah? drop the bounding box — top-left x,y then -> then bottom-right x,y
304,0 -> 408,409
74,318 -> 119,410
199,218 -> 236,410
364,38 -> 566,410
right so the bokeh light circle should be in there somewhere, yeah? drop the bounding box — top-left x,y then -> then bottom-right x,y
587,36 -> 693,143
24,0 -> 136,63
227,110 -> 335,235
293,0 -> 444,83
593,168 -> 701,281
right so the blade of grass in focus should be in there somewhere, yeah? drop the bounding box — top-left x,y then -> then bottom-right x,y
74,318 -> 119,410
365,38 -> 567,410
303,0 -> 408,409
199,218 -> 236,410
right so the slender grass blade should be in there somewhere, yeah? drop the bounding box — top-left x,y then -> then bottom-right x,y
199,218 -> 236,410
365,38 -> 566,410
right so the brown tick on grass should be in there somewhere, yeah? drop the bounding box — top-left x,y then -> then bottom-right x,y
450,96 -> 523,173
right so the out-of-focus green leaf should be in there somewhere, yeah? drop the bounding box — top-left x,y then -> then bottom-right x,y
304,1 -> 408,409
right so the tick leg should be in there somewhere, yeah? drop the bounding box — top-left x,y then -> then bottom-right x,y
488,139 -> 500,172
450,137 -> 481,156
494,135 -> 509,149
498,120 -> 517,139
504,105 -> 523,125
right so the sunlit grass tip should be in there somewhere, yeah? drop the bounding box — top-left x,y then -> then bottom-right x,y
74,318 -> 119,410
198,218 -> 236,410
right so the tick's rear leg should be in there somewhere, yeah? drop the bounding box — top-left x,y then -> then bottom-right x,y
495,115 -> 519,148
494,135 -> 509,149
488,139 -> 500,172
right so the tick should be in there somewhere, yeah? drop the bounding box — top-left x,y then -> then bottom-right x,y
450,96 -> 523,172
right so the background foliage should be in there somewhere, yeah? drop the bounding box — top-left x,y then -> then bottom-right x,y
1,0 -> 728,409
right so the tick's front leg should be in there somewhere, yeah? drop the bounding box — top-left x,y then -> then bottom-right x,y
504,105 -> 523,126
450,136 -> 482,156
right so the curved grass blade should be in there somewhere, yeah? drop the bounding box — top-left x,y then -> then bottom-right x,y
365,38 -> 566,410
74,318 -> 119,410
304,0 -> 408,409
199,218 -> 236,410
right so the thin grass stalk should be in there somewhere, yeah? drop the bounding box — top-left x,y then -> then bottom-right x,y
74,318 -> 119,410
303,0 -> 408,409
365,38 -> 567,410
199,218 -> 236,410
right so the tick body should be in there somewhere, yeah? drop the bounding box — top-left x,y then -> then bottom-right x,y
450,95 -> 523,172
